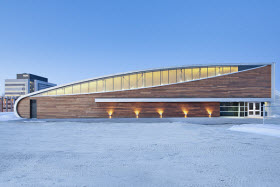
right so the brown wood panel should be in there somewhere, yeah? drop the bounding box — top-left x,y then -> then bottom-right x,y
38,98 -> 220,119
17,65 -> 271,118
17,97 -> 30,118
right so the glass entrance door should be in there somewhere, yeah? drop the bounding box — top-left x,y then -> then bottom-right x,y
248,102 -> 261,117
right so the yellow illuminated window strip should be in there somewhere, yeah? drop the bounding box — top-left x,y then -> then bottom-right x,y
200,68 -> 208,79
169,70 -> 176,84
105,78 -> 113,91
114,77 -> 122,91
161,70 -> 168,85
153,71 -> 161,86
36,66 -> 244,96
145,72 -> 153,87
81,82 -> 89,93
57,88 -> 64,95
73,84 -> 81,94
184,68 -> 192,81
64,86 -> 73,95
231,66 -> 238,73
130,74 -> 137,89
192,68 -> 200,80
122,76 -> 129,90
137,73 -> 144,88
97,80 -> 104,92
89,81 -> 97,93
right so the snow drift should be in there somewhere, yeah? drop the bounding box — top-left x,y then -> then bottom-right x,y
229,124 -> 280,138
0,112 -> 20,121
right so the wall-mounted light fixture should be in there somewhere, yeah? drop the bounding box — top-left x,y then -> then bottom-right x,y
135,111 -> 140,118
184,111 -> 188,118
108,111 -> 113,119
158,110 -> 163,118
206,109 -> 212,118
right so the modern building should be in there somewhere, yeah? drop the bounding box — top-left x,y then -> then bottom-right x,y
0,96 -> 17,112
5,73 -> 56,97
15,63 -> 275,119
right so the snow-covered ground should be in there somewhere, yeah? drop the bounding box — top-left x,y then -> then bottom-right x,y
1,117 -> 280,186
0,112 -> 20,121
230,124 -> 280,138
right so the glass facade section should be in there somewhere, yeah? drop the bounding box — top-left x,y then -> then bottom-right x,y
81,82 -> 89,93
35,65 -> 255,96
145,72 -> 153,87
153,71 -> 161,86
192,68 -> 200,80
48,90 -> 57,95
169,70 -> 176,84
223,67 -> 231,74
114,77 -> 122,91
65,86 -> 73,95
184,68 -> 192,81
216,66 -> 222,75
130,74 -> 137,89
208,67 -> 216,77
176,69 -> 183,82
122,76 -> 129,90
89,81 -> 96,93
220,102 -> 249,117
97,80 -> 104,92
137,73 -> 143,88
231,66 -> 238,73
161,71 -> 168,85
73,84 -> 81,94
57,88 -> 64,95
105,78 -> 113,91
200,68 -> 208,78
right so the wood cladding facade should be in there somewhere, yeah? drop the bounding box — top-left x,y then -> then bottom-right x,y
17,65 -> 271,119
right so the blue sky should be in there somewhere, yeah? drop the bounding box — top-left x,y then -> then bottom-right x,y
0,0 -> 279,95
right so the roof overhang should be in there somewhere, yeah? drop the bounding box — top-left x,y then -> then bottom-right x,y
95,98 -> 272,103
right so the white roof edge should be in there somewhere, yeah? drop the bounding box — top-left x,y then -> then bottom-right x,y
95,98 -> 272,102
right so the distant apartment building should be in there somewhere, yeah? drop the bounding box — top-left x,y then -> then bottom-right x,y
5,73 -> 56,97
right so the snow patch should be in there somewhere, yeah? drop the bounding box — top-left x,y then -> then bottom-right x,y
0,112 -> 20,121
271,114 -> 280,118
229,124 -> 280,137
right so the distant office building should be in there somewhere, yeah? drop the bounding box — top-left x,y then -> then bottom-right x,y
5,73 -> 56,97
5,79 -> 29,96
